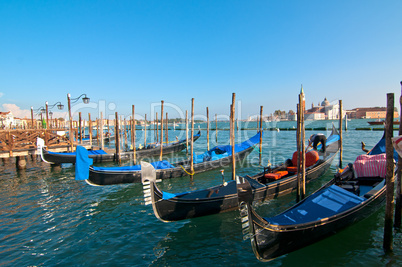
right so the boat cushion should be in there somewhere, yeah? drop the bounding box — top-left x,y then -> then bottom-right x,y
264,170 -> 288,180
353,153 -> 386,178
291,150 -> 319,168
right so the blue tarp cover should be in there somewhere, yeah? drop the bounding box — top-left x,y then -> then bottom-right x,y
75,146 -> 94,180
92,160 -> 175,172
368,133 -> 398,160
265,185 -> 365,225
193,132 -> 261,164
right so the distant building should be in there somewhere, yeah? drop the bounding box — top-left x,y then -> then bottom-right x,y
0,111 -> 14,128
288,110 -> 296,121
346,107 -> 399,119
304,97 -> 345,120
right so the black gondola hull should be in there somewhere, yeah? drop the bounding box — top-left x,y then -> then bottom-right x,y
151,151 -> 338,222
249,183 -> 386,261
152,181 -> 239,222
251,151 -> 337,202
149,127 -> 340,221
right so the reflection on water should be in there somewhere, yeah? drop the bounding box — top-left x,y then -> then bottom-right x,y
0,119 -> 400,265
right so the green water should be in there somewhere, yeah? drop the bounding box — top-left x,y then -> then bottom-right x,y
0,119 -> 401,266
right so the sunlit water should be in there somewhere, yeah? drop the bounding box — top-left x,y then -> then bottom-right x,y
1,119 -> 401,266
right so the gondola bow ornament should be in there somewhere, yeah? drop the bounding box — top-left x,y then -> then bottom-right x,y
392,135 -> 402,158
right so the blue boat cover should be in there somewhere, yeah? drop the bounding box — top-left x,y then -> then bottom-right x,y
368,133 -> 398,161
92,160 -> 175,172
265,185 -> 365,225
193,132 -> 261,164
75,146 -> 94,180
48,149 -> 108,156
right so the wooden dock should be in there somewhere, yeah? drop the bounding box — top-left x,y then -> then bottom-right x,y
0,128 -> 90,158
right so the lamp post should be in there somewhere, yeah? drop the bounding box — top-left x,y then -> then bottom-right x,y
67,93 -> 90,150
32,106 -> 46,128
45,101 -> 64,129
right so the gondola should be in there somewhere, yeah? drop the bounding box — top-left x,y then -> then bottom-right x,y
80,134 -> 116,144
143,126 -> 340,222
367,120 -> 399,125
40,131 -> 201,164
237,131 -> 391,262
85,131 -> 260,186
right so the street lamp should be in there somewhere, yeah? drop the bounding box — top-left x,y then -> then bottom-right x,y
69,93 -> 90,104
67,93 -> 90,150
45,101 -> 64,129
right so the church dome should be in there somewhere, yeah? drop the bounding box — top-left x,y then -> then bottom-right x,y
321,97 -> 330,106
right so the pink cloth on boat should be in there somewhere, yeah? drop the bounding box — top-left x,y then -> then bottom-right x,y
353,153 -> 386,178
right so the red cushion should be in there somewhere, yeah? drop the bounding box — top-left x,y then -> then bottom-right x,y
264,170 -> 289,180
292,150 -> 319,168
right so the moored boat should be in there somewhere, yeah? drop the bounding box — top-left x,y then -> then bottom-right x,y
143,126 -> 340,222
40,131 -> 201,164
237,131 -> 390,262
367,120 -> 399,125
85,131 -> 260,186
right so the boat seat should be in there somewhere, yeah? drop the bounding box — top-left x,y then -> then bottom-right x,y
363,181 -> 384,199
339,181 -> 360,196
264,171 -> 288,181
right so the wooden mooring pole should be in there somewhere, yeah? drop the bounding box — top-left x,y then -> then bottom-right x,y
190,99 -> 195,180
296,103 -> 301,202
79,112 -> 82,145
160,101 -> 164,161
155,112 -> 159,144
383,93 -> 395,252
231,93 -> 236,181
124,117 -> 128,151
144,114 -> 147,147
186,110 -> 189,154
107,119 -> 110,139
300,89 -> 306,199
100,112 -> 104,150
30,107 -> 34,129
115,112 -> 121,165
206,107 -> 210,151
88,113 -> 93,147
259,106 -> 263,165
16,156 -> 26,170
67,94 -> 73,151
339,100 -> 343,169
165,112 -> 168,144
395,81 -> 402,228
215,114 -> 218,143
132,105 -> 136,164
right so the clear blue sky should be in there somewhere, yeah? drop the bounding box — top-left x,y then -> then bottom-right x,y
1,0 -> 401,120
